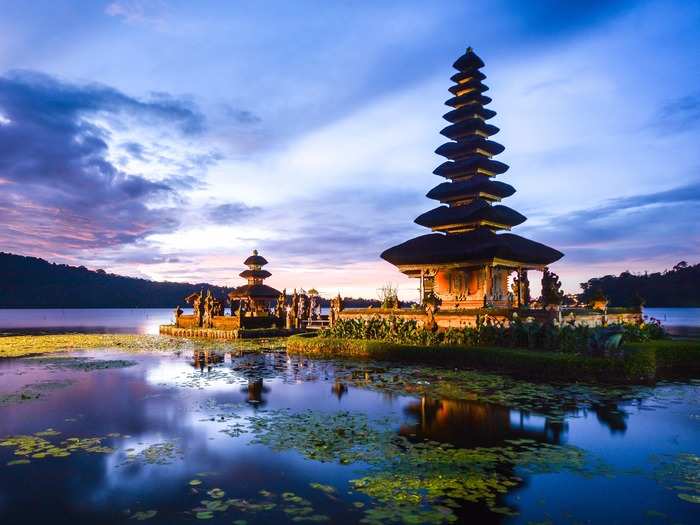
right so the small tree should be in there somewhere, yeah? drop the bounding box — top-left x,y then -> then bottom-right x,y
378,283 -> 399,309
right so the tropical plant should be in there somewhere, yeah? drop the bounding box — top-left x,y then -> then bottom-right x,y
377,283 -> 399,309
321,315 -> 665,355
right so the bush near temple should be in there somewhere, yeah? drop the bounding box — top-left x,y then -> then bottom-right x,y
319,316 -> 665,354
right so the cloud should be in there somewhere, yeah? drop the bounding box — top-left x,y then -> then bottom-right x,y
654,94 -> 700,133
257,187 -> 425,267
222,106 -> 262,125
105,0 -> 167,28
521,181 -> 700,265
499,0 -> 639,39
122,141 -> 146,160
0,70 -> 207,256
206,202 -> 261,225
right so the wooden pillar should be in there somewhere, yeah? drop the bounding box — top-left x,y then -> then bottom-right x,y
420,268 -> 424,306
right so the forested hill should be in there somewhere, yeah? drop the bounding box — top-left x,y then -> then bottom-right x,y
0,252 -> 233,308
579,261 -> 700,307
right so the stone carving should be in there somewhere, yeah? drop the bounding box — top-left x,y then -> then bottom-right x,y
309,294 -> 319,320
423,291 -> 441,332
212,296 -> 224,317
193,290 -> 204,327
511,269 -> 530,308
202,289 -> 215,328
299,293 -> 309,321
174,305 -> 183,321
275,289 -> 286,319
329,293 -> 344,326
541,267 -> 564,309
289,289 -> 300,329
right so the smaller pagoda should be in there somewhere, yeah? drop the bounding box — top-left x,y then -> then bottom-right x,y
228,250 -> 280,316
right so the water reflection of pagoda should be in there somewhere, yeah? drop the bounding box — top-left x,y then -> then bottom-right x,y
382,48 -> 563,308
192,349 -> 224,371
242,378 -> 269,407
401,397 -> 566,447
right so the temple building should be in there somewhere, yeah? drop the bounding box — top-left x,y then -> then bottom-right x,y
381,48 -> 563,309
228,250 -> 281,316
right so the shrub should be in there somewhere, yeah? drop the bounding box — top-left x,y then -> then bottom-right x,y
320,315 -> 665,355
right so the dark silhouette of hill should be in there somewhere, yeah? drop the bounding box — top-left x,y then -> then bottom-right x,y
0,252 -> 392,308
0,252 -> 233,308
579,261 -> 700,307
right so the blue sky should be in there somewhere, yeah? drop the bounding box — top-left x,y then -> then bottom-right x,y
0,0 -> 699,298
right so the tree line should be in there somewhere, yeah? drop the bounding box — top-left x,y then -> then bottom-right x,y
579,261 -> 700,307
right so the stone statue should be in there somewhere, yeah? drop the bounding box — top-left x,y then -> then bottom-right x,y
299,293 -> 309,321
203,289 -> 214,328
193,290 -> 204,327
329,296 -> 338,326
212,298 -> 224,317
511,269 -> 530,308
540,268 -> 564,309
330,293 -> 344,326
309,294 -> 318,320
423,291 -> 441,332
275,289 -> 286,319
289,290 -> 300,329
174,305 -> 183,323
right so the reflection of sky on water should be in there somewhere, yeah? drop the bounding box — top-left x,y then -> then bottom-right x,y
1,351 -> 699,524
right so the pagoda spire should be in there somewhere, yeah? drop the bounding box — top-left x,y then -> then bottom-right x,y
240,250 -> 271,285
381,48 -> 563,281
416,47 -> 524,234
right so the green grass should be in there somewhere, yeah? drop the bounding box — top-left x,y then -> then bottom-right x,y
627,339 -> 700,374
287,335 -> 700,383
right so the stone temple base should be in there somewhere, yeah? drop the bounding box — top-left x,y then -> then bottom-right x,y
159,325 -> 301,340
337,307 -> 642,330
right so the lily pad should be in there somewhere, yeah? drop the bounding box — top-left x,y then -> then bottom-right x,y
130,510 -> 157,521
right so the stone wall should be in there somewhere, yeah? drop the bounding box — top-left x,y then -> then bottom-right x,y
175,315 -> 241,330
338,307 -> 642,330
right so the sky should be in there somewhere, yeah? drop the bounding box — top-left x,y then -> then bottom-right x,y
0,0 -> 699,300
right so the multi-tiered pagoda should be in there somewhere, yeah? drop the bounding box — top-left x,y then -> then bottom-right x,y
381,48 -> 563,309
228,250 -> 280,316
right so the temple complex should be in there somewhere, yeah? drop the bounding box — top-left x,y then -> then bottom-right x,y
161,47 -> 641,339
160,250 -> 326,338
381,48 -> 564,310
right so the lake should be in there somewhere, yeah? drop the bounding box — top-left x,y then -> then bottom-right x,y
0,307 -> 698,335
1,310 -> 699,523
1,347 -> 699,524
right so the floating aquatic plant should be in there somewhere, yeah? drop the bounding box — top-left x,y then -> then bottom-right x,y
27,356 -> 138,371
129,510 -> 157,521
0,431 -> 117,463
652,452 -> 700,505
121,441 -> 183,466
242,408 -> 608,523
0,334 -> 192,358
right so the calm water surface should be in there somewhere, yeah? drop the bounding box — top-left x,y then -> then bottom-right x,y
1,347 -> 699,524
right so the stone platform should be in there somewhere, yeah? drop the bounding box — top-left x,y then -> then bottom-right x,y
159,325 -> 302,340
338,306 -> 642,329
